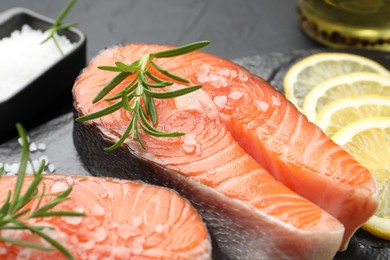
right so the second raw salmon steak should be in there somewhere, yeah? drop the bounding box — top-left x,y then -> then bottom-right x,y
0,175 -> 211,259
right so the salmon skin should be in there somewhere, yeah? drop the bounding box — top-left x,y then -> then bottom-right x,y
0,174 -> 211,259
73,44 -> 376,258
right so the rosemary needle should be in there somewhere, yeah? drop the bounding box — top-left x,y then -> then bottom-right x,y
41,0 -> 77,54
76,40 -> 210,150
0,123 -> 84,259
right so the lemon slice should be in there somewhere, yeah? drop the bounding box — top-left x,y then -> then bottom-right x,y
332,117 -> 390,240
363,177 -> 390,240
315,95 -> 390,137
302,72 -> 390,122
332,116 -> 390,184
283,52 -> 390,109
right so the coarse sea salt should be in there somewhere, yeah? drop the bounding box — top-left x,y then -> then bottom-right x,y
2,137 -> 55,176
0,24 -> 75,102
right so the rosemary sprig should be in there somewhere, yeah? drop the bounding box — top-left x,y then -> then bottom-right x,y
41,0 -> 77,54
0,123 -> 85,259
76,40 -> 210,150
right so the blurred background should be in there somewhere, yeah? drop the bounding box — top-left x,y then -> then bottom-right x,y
0,0 -> 324,61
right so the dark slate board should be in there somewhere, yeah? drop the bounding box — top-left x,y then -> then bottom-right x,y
1,50 -> 389,260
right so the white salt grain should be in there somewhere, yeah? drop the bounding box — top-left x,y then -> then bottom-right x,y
92,204 -> 105,217
3,163 -> 11,172
29,142 -> 38,152
112,246 -> 131,258
51,181 -> 68,193
0,24 -> 76,102
154,224 -> 164,233
228,91 -> 244,100
37,142 -> 47,151
16,248 -> 31,260
10,163 -> 19,175
213,95 -> 227,109
257,100 -> 269,112
32,159 -> 40,170
80,240 -> 96,250
4,138 -> 54,176
64,207 -> 84,225
117,224 -> 140,239
272,96 -> 281,106
26,162 -> 34,173
130,237 -> 145,254
131,216 -> 143,227
94,227 -> 108,242
183,133 -> 197,146
47,163 -> 56,173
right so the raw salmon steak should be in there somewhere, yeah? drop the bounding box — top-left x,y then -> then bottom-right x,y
0,174 -> 211,259
73,44 -> 376,258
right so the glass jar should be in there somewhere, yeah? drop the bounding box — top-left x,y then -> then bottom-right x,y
297,0 -> 390,51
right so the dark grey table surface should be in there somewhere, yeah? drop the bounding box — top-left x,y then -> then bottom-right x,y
1,0 -> 324,62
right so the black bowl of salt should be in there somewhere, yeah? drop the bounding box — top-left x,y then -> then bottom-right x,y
0,7 -> 86,144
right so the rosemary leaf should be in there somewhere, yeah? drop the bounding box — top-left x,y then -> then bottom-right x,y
76,100 -> 123,122
98,66 -> 123,72
145,95 -> 158,125
39,33 -> 54,45
0,236 -> 54,252
56,22 -> 78,31
57,186 -> 73,199
35,182 -> 46,211
139,110 -> 184,137
31,211 -> 85,218
144,72 -> 173,88
18,174 -> 42,208
30,187 -> 81,218
144,84 -> 202,99
93,72 -> 132,103
105,76 -> 138,101
54,0 -> 77,26
40,0 -> 77,54
122,91 -> 132,111
9,124 -> 30,213
23,223 -> 75,260
140,123 -> 184,138
104,116 -> 137,151
34,160 -> 46,175
12,208 -> 31,220
1,225 -> 50,231
145,71 -> 165,83
135,127 -> 146,150
115,62 -> 138,72
152,40 -> 210,58
29,196 -> 69,218
0,191 -> 11,214
144,80 -> 173,88
150,60 -> 189,83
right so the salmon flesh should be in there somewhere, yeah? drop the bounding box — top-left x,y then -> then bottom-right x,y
72,44 -> 377,259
